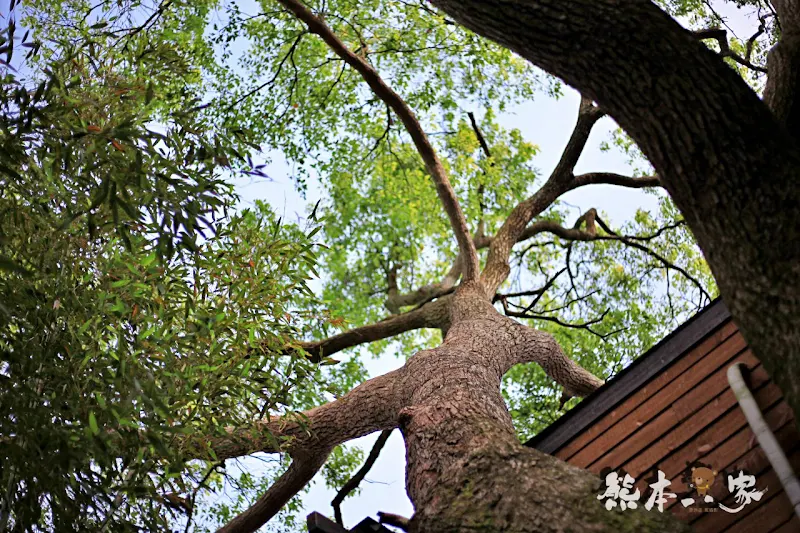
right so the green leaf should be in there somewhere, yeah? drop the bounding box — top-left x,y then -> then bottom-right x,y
88,412 -> 99,435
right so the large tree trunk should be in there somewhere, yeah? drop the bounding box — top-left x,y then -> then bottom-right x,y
429,0 -> 800,426
397,285 -> 687,532
210,284 -> 690,532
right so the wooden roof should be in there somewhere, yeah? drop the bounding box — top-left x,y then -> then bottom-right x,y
525,298 -> 800,532
525,298 -> 731,453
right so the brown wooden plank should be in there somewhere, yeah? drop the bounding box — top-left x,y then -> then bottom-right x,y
576,342 -> 754,471
531,302 -> 732,456
554,320 -> 738,461
667,409 -> 798,520
729,479 -> 799,533
619,365 -> 774,479
769,514 -> 800,533
693,448 -> 800,533
651,381 -> 786,487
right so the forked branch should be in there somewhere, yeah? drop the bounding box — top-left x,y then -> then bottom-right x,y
480,97 -> 605,294
387,172 -> 660,312
693,28 -> 768,73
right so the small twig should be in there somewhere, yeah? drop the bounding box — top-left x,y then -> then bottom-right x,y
745,13 -> 771,62
467,111 -> 492,159
467,111 -> 491,228
332,430 -> 393,526
184,462 -> 224,533
112,0 -> 174,47
520,267 -> 566,314
593,215 -> 712,303
227,32 -> 307,111
693,27 -> 768,73
505,307 -> 609,329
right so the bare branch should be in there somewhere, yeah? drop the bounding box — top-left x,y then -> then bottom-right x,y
467,112 -> 492,159
479,98 -> 605,294
745,13 -> 771,63
494,267 -> 565,316
227,32 -> 306,110
504,305 -> 614,337
294,300 -> 444,362
216,450 -> 329,533
468,112 -> 491,236
693,28 -> 768,73
570,172 -> 660,189
503,212 -> 710,305
592,215 -> 712,304
112,0 -> 174,46
493,287 -> 545,303
277,0 -> 480,282
332,429 -> 393,525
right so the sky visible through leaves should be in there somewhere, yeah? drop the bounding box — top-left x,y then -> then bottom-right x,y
214,3 -> 758,527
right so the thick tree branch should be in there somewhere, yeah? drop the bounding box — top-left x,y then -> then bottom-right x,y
569,172 -> 660,189
295,299 -> 445,362
186,369 -> 401,462
332,429 -> 393,526
216,449 -> 329,533
764,0 -> 800,137
378,512 -> 411,531
277,0 -> 481,282
428,0 -> 800,422
506,324 -> 604,398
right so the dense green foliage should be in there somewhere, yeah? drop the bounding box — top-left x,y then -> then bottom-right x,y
1,0 -> 778,530
0,4 -> 329,530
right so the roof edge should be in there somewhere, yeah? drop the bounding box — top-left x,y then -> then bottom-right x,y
524,298 -> 730,454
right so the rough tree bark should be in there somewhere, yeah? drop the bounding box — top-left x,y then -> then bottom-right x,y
196,1 -> 707,532
429,0 -> 800,429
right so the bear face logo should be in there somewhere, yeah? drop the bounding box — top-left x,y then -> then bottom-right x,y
691,466 -> 718,496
